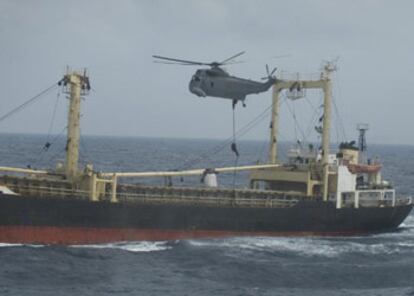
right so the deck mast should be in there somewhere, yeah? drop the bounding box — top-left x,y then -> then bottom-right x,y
268,62 -> 335,201
321,62 -> 334,201
268,86 -> 280,164
61,69 -> 90,180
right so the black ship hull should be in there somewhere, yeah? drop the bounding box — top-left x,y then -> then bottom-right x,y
0,194 -> 412,244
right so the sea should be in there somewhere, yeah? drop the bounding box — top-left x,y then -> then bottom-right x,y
0,133 -> 413,296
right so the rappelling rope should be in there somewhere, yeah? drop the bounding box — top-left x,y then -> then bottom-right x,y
231,102 -> 239,189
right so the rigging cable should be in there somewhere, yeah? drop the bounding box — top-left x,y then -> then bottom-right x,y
332,95 -> 347,144
0,82 -> 59,124
303,92 -> 324,145
30,89 -> 62,167
46,91 -> 61,143
177,102 -> 274,171
332,71 -> 348,142
284,93 -> 308,143
30,125 -> 68,169
45,126 -> 69,166
79,131 -> 92,166
257,96 -> 291,163
0,81 -> 63,168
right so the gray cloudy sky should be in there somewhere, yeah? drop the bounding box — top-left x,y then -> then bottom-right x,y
1,0 -> 414,145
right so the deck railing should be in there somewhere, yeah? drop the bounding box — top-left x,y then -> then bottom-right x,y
335,189 -> 412,209
3,182 -> 300,208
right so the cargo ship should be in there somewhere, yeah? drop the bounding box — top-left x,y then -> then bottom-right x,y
0,63 -> 412,244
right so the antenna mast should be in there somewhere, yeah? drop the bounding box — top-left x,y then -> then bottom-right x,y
357,123 -> 369,164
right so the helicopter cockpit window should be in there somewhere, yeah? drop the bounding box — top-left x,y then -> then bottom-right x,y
192,75 -> 200,82
206,70 -> 214,76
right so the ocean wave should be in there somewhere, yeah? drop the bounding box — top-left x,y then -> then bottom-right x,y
186,236 -> 409,258
71,241 -> 171,253
371,225 -> 414,240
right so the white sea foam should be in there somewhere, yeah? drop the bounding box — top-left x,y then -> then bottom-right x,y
400,214 -> 414,228
187,236 -> 406,258
397,242 -> 414,247
0,241 -> 170,252
0,243 -> 45,248
372,225 -> 414,240
0,243 -> 23,247
72,241 -> 171,253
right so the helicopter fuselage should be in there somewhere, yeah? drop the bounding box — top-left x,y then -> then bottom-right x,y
189,67 -> 275,102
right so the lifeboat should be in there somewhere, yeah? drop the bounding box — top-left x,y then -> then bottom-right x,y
347,163 -> 382,174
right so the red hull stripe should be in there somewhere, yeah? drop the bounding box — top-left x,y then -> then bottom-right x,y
0,226 -> 370,245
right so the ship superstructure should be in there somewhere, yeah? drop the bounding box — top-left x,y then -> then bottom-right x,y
0,64 -> 412,244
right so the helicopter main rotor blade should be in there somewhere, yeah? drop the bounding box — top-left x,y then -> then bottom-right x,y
219,51 -> 245,65
152,55 -> 208,66
153,61 -> 200,66
223,61 -> 245,65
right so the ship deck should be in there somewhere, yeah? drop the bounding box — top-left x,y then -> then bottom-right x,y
0,174 -> 411,209
0,174 -> 302,208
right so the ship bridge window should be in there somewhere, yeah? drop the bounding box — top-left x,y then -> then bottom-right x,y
384,191 -> 394,200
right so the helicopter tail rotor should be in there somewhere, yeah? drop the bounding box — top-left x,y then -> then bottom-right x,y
261,64 -> 277,80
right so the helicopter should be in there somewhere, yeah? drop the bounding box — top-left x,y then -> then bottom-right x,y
152,51 -> 278,107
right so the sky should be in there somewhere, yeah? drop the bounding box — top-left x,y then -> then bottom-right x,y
1,0 -> 414,145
